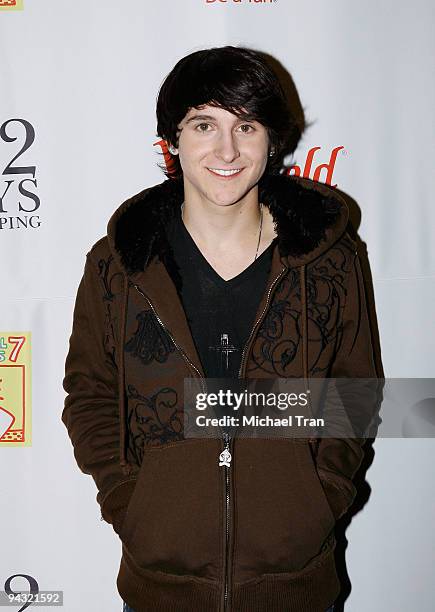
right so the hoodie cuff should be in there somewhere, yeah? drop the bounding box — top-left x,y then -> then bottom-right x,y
99,478 -> 138,534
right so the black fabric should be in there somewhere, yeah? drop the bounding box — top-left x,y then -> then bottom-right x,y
165,206 -> 276,379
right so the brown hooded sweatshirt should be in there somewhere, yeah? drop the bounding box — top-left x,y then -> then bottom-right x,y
62,173 -> 381,612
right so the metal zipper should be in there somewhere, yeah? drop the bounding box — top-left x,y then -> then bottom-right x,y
222,263 -> 288,612
132,281 -> 229,609
221,431 -> 232,611
132,264 -> 288,612
132,283 -> 206,395
237,264 -> 288,378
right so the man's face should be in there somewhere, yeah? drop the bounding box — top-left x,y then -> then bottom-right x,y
174,104 -> 270,207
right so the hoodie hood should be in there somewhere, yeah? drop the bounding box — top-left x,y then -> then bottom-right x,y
107,173 -> 349,276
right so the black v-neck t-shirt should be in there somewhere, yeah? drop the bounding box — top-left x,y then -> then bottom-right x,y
165,207 -> 276,379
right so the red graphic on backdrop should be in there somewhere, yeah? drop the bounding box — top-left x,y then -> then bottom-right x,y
0,383 -> 15,440
0,335 -> 28,444
0,1 -> 17,6
284,146 -> 344,188
154,139 -> 178,175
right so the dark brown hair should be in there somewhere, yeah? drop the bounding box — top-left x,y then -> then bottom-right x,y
155,45 -> 301,179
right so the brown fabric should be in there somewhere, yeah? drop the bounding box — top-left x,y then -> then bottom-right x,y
62,174 -> 382,610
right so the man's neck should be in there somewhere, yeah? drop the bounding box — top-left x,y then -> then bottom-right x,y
181,187 -> 274,255
180,186 -> 277,281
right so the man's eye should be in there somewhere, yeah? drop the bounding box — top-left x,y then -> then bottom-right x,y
194,123 -> 255,133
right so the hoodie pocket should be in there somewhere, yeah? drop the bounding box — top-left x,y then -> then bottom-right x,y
232,438 -> 336,583
294,439 -> 336,526
118,438 -> 222,581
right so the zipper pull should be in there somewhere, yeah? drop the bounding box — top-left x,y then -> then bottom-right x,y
219,432 -> 232,467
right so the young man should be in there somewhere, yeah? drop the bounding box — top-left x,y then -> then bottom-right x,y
62,46 -> 380,612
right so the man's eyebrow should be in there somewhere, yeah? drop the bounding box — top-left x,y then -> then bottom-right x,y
184,114 -> 215,124
183,114 -> 252,125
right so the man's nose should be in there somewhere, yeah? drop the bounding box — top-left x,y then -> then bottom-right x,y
214,133 -> 240,163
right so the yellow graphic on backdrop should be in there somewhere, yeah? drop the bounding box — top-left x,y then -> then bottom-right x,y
0,0 -> 23,10
0,333 -> 31,446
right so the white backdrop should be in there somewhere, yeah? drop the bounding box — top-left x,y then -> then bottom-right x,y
1,1 -> 434,610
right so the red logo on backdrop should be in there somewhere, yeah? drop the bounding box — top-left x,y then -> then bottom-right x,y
154,139 -> 177,175
284,146 -> 344,188
154,140 -> 344,188
0,0 -> 17,5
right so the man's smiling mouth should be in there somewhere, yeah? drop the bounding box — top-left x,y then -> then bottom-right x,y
206,167 -> 244,178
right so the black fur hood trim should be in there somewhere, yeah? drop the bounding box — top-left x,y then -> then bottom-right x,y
107,173 -> 349,276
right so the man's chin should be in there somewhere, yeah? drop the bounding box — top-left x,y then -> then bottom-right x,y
206,188 -> 255,208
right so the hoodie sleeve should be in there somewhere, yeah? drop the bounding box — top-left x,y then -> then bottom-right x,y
313,248 -> 384,521
61,250 -> 137,534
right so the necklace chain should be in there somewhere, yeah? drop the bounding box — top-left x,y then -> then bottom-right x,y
180,202 -> 264,263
